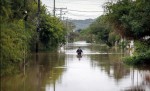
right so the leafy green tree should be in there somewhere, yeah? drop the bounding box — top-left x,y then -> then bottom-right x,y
88,16 -> 118,47
79,28 -> 93,43
0,0 -> 34,76
0,0 -> 67,76
105,0 -> 150,65
108,32 -> 120,46
105,0 -> 150,40
39,14 -> 66,50
0,21 -> 31,76
79,15 -> 121,45
68,32 -> 79,43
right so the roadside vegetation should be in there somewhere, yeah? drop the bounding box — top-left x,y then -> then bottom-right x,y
105,0 -> 150,66
79,0 -> 150,66
1,0 -> 150,76
0,0 -> 67,76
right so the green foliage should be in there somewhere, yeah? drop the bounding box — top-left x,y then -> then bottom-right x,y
105,0 -> 150,65
124,50 -> 150,65
0,0 -> 67,76
0,0 -> 12,20
0,0 -> 37,76
0,21 -> 30,76
105,0 -> 150,39
135,41 -> 150,53
80,28 -> 94,43
119,40 -> 128,49
39,14 -> 66,50
81,15 -> 120,47
108,32 -> 120,46
89,16 -> 110,45
123,40 -> 150,65
68,32 -> 79,43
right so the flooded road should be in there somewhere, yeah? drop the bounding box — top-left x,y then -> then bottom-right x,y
1,41 -> 150,91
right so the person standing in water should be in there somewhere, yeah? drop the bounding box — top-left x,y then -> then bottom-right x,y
76,47 -> 83,55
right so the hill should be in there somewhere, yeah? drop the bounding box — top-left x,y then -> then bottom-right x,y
70,19 -> 95,31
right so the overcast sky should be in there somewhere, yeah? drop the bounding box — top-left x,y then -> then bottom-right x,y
41,0 -> 109,20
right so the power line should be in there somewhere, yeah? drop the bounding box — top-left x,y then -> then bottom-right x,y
56,8 -> 67,20
67,9 -> 104,12
46,6 -> 104,13
46,1 -> 101,5
66,12 -> 100,17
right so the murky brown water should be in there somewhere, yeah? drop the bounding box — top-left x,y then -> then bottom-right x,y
1,41 -> 150,91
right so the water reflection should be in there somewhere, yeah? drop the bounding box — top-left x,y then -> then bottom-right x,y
1,42 -> 150,91
1,52 -> 66,91
90,53 -> 130,81
76,55 -> 82,61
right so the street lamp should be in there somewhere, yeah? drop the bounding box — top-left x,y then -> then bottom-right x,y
23,10 -> 28,75
23,10 -> 28,21
23,10 -> 28,31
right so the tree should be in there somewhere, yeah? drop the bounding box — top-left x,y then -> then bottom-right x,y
105,0 -> 150,65
0,0 -> 67,76
39,14 -> 66,49
88,15 -> 120,47
105,0 -> 150,40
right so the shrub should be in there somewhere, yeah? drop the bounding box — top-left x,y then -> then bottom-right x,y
124,50 -> 150,65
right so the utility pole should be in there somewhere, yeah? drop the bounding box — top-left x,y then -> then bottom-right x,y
60,8 -> 63,19
66,17 -> 69,44
36,0 -> 40,53
55,8 -> 67,20
53,0 -> 56,16
23,0 -> 26,76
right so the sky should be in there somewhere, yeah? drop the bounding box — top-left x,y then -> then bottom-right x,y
41,0 -> 109,20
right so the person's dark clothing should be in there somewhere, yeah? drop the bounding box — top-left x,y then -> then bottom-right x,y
76,49 -> 83,55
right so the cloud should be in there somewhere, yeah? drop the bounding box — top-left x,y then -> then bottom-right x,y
41,0 -> 107,20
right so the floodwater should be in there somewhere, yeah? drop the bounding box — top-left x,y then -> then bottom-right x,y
1,41 -> 150,91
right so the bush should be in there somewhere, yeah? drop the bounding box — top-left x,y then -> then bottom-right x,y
0,21 -> 30,76
124,50 -> 150,65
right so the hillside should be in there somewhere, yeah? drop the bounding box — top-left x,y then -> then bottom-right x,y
70,19 -> 95,31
